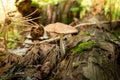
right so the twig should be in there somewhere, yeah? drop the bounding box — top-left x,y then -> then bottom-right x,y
12,16 -> 41,22
25,36 -> 60,45
39,37 -> 60,44
22,16 -> 41,22
24,9 -> 40,18
74,20 -> 120,28
12,23 -> 33,27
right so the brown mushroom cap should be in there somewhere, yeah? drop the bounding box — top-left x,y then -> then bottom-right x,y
44,23 -> 55,32
44,22 -> 78,34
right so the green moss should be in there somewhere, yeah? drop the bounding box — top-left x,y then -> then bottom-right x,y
72,41 -> 94,54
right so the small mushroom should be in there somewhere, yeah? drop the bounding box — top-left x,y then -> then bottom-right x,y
45,22 -> 78,54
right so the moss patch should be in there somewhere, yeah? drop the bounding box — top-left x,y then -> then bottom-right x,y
72,41 -> 94,54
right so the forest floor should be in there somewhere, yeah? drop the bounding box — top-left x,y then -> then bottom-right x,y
0,15 -> 120,80
0,0 -> 120,80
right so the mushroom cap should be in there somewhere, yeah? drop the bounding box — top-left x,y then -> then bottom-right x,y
44,23 -> 55,32
44,22 -> 78,34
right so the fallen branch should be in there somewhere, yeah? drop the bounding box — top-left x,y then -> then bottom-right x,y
75,20 -> 120,28
39,36 -> 60,44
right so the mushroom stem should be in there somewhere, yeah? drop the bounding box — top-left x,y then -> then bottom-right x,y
60,33 -> 65,54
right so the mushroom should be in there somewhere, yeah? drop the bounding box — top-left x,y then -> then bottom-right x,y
44,22 -> 78,54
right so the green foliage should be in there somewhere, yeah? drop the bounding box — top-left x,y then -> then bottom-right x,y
31,0 -> 64,8
8,32 -> 20,41
7,32 -> 20,49
70,7 -> 80,13
31,0 -> 42,8
72,41 -> 94,54
0,30 -> 20,49
31,0 -> 48,8
79,0 -> 92,18
70,0 -> 92,18
41,0 -> 64,5
32,0 -> 92,19
104,0 -> 120,20
112,30 -> 120,37
32,0 -> 120,20
7,42 -> 17,49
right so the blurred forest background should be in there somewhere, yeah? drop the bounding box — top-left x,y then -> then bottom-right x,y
0,0 -> 119,51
